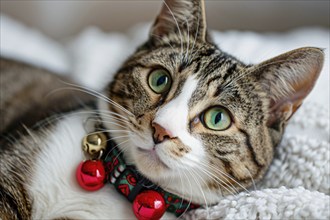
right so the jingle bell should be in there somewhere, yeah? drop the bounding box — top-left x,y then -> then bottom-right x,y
76,160 -> 106,191
132,190 -> 166,220
82,132 -> 107,157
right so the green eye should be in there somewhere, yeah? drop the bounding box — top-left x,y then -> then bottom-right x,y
203,107 -> 232,131
148,69 -> 172,94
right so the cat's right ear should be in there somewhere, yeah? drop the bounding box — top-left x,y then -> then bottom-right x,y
150,0 -> 207,42
251,47 -> 324,128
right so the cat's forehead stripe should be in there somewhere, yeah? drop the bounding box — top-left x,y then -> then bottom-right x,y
154,75 -> 198,137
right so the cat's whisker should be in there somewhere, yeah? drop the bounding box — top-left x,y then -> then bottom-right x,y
49,86 -> 133,118
162,170 -> 175,192
162,0 -> 184,59
245,167 -> 257,191
67,109 -> 131,124
57,82 -> 131,114
204,157 -> 250,194
186,20 -> 202,64
102,140 -> 129,160
190,160 -> 238,196
50,80 -> 134,117
85,117 -> 128,130
198,164 -> 238,196
192,166 -> 233,201
183,157 -> 241,196
188,15 -> 204,64
98,120 -> 128,130
184,167 -> 210,218
98,109 -> 131,122
32,113 -> 68,129
106,100 -> 134,120
88,130 -> 131,135
167,161 -> 186,217
91,117 -> 129,128
176,164 -> 194,219
201,163 -> 238,193
184,17 -> 190,64
176,162 -> 188,211
189,9 -> 201,62
158,161 -> 176,191
82,117 -> 127,128
104,135 -> 131,146
105,134 -> 131,141
31,111 -> 129,133
106,139 -> 131,163
179,156 -> 239,195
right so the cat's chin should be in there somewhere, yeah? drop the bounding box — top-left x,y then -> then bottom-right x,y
136,147 -> 170,170
134,148 -> 225,205
133,147 -> 172,180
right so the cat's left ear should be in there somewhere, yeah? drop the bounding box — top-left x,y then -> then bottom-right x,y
150,0 -> 207,42
251,47 -> 324,127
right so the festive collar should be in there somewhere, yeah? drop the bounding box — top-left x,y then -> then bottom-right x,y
76,129 -> 199,219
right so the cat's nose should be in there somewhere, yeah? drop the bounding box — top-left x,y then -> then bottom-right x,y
152,122 -> 175,144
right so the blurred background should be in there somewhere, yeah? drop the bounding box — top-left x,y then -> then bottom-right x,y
1,0 -> 329,41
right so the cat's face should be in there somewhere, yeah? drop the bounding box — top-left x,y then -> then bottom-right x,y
99,0 -> 323,204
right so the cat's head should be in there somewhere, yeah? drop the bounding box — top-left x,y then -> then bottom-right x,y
99,0 -> 324,204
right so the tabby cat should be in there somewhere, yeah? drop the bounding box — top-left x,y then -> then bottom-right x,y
0,0 -> 324,219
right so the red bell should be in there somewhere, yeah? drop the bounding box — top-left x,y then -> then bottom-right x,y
132,190 -> 166,220
76,160 -> 105,191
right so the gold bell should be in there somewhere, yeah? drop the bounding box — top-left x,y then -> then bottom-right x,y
82,132 -> 107,157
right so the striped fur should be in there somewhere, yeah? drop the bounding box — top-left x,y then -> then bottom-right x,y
0,0 -> 324,218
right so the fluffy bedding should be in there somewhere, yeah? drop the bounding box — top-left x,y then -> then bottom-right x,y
1,15 -> 329,219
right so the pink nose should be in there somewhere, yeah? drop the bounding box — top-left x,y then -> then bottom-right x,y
152,122 -> 175,144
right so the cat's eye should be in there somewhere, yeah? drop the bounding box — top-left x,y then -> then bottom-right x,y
148,69 -> 172,94
202,107 -> 232,131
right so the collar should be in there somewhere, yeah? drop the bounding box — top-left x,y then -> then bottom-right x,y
101,135 -> 200,217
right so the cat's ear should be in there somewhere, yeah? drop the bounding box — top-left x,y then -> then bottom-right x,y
252,47 -> 324,127
150,0 -> 207,42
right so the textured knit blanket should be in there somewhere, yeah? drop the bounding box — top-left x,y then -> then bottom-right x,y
1,15 -> 329,219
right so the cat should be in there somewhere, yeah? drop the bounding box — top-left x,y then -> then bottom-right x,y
0,0 -> 324,219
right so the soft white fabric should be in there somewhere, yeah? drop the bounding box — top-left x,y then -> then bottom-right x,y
185,187 -> 330,219
1,15 -> 329,219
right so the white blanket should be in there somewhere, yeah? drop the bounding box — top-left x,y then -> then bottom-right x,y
1,15 -> 329,219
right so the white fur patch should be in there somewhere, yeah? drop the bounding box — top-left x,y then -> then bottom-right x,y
153,76 -> 205,166
27,111 -> 161,219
